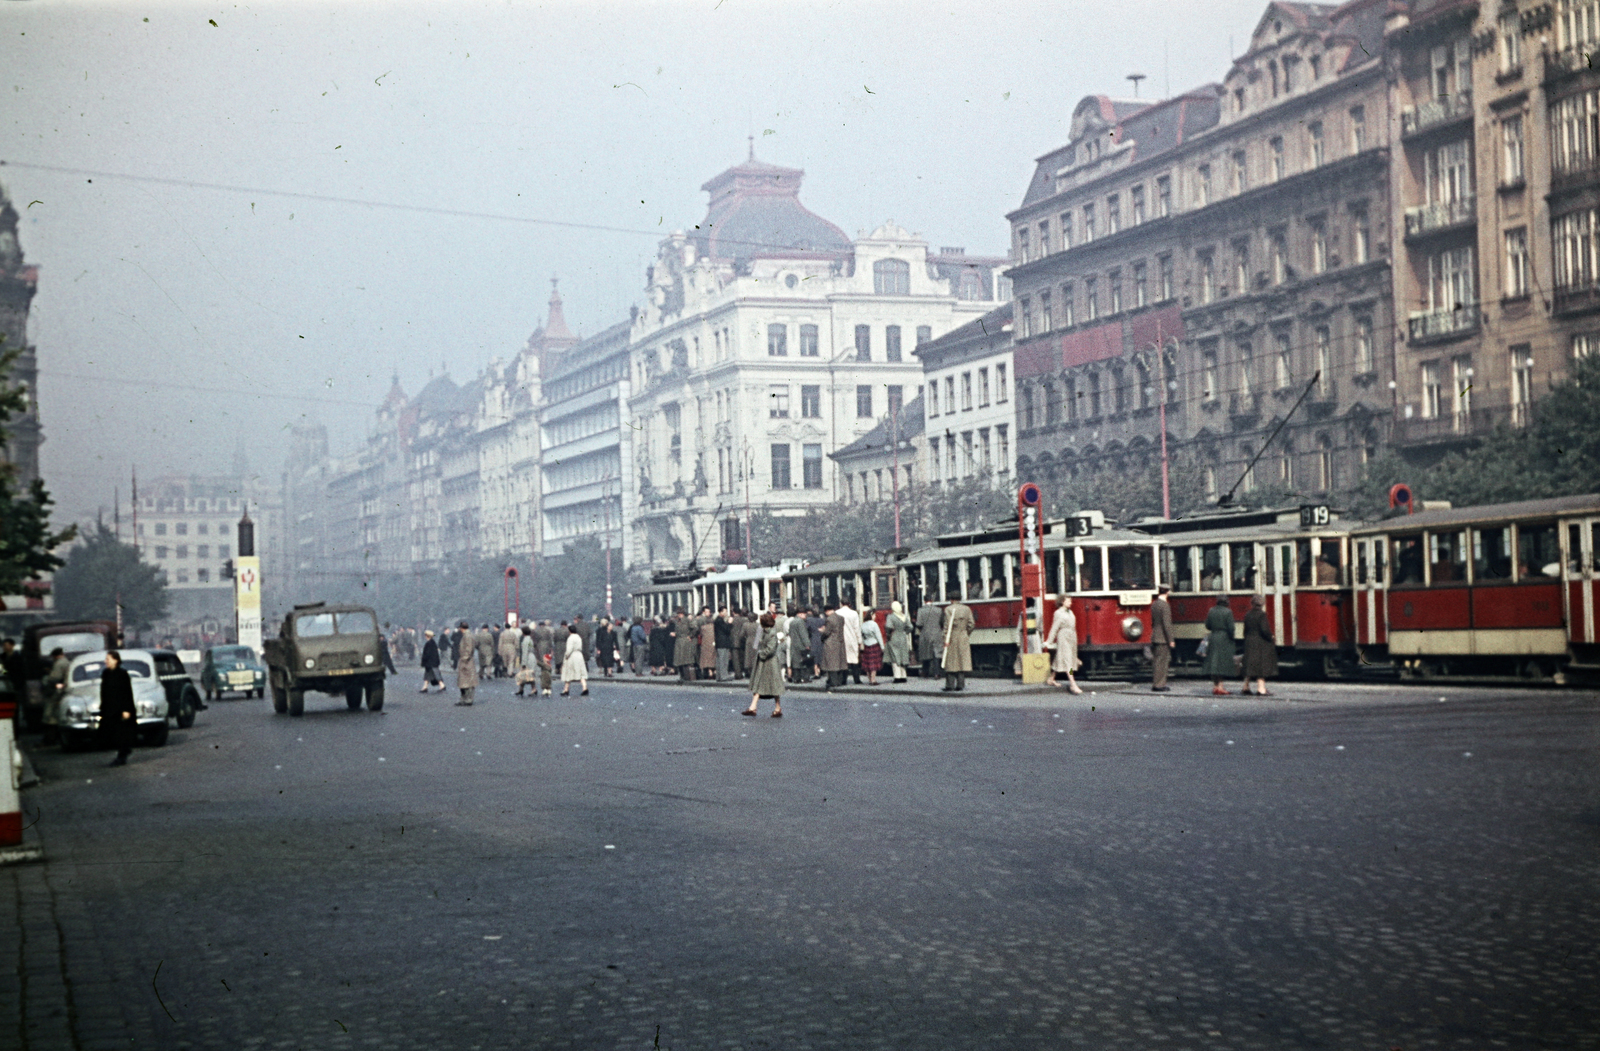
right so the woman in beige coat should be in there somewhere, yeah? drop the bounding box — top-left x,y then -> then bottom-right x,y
1044,596 -> 1083,694
559,629 -> 589,696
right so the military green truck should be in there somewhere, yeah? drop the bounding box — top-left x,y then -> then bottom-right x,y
263,603 -> 385,717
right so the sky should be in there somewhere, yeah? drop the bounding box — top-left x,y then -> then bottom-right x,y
5,0 -> 1270,524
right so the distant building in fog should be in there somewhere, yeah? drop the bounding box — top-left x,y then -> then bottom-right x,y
135,473 -> 282,633
0,181 -> 41,489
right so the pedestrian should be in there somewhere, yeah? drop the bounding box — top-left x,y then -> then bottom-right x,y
613,618 -> 629,676
498,626 -> 520,682
631,617 -> 649,675
713,606 -> 734,681
419,630 -> 443,692
560,625 -> 589,696
554,620 -> 571,669
672,609 -> 696,683
1202,596 -> 1237,696
572,614 -> 595,674
595,617 -> 618,677
806,608 -> 824,678
379,633 -> 399,675
1149,584 -> 1175,692
475,625 -> 495,676
100,650 -> 137,767
517,626 -> 538,696
740,610 -> 761,682
941,599 -> 975,692
44,646 -> 70,711
741,612 -> 786,718
915,601 -> 944,679
649,617 -> 672,674
788,607 -> 813,683
1241,594 -> 1277,696
819,601 -> 847,690
884,601 -> 911,684
456,622 -> 480,705
859,612 -> 884,685
839,599 -> 863,685
697,607 -> 716,680
1044,596 -> 1083,694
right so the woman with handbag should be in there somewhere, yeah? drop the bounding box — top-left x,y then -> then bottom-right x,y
1202,596 -> 1237,696
1043,596 -> 1083,694
741,612 -> 785,718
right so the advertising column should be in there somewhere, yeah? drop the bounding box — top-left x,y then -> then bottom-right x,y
235,512 -> 262,655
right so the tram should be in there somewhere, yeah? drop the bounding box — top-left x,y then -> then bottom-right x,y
631,563 -> 795,621
896,512 -> 1159,673
1132,503 -> 1357,675
782,558 -> 901,628
1348,493 -> 1600,680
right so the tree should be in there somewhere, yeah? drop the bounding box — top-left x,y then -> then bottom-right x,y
0,343 -> 75,596
53,521 -> 169,631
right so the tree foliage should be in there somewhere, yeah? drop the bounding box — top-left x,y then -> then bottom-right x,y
0,343 -> 75,596
52,521 -> 169,631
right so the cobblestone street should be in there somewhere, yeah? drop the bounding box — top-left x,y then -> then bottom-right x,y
6,673 -> 1599,1050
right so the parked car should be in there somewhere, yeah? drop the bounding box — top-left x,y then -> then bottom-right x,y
200,645 -> 266,700
56,649 -> 172,751
20,620 -> 118,731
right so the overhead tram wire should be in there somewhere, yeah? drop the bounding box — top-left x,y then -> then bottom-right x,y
0,159 -> 822,256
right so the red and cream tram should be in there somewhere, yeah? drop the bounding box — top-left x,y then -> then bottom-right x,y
1133,504 -> 1357,674
896,512 -> 1159,673
1349,494 -> 1600,680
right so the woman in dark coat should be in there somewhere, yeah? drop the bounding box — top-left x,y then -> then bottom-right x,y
1201,596 -> 1237,696
648,618 -> 673,674
100,650 -> 137,766
742,613 -> 785,718
595,618 -> 618,677
1241,594 -> 1278,696
419,631 -> 443,693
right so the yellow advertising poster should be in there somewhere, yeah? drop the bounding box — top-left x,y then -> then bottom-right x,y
235,556 -> 262,655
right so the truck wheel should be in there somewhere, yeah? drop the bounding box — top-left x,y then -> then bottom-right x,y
146,722 -> 170,747
346,686 -> 364,711
366,682 -> 384,712
271,683 -> 288,714
288,689 -> 305,717
176,688 -> 198,729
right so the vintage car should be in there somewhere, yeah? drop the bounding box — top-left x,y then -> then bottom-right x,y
200,644 -> 267,700
20,620 -> 119,731
55,649 -> 182,750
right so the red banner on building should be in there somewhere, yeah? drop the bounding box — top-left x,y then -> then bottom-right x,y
1126,304 -> 1184,354
1061,323 -> 1123,370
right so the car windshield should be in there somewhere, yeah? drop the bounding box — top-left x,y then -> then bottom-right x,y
42,632 -> 108,655
72,659 -> 152,682
212,647 -> 255,662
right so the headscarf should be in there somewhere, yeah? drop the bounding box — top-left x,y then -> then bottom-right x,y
890,600 -> 903,615
1250,594 -> 1265,609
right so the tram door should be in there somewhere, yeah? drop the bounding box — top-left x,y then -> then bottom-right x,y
1566,518 -> 1599,645
1353,536 -> 1387,647
1262,541 -> 1291,645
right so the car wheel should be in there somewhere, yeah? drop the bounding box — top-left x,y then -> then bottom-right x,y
366,682 -> 384,712
271,683 -> 288,714
145,722 -> 170,747
176,689 -> 198,729
59,729 -> 80,753
288,689 -> 304,717
346,686 -> 363,711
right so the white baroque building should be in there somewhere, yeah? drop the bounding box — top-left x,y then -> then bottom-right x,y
627,152 -> 1008,569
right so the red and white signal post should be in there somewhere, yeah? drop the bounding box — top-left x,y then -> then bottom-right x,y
1016,483 -> 1046,664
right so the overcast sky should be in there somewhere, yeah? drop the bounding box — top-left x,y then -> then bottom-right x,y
7,0 -> 1267,523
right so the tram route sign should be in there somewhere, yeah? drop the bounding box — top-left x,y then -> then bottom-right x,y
1299,504 -> 1332,528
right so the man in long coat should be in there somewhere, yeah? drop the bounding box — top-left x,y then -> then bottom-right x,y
1149,585 -> 1175,692
915,601 -> 945,679
941,600 -> 975,692
572,614 -> 595,674
498,626 -> 520,682
819,602 -> 848,690
730,612 -> 750,679
672,610 -> 697,682
839,600 -> 863,685
456,625 -> 480,705
475,625 -> 496,676
533,620 -> 556,696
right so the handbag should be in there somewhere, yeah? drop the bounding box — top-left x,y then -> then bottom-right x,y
1195,636 -> 1209,659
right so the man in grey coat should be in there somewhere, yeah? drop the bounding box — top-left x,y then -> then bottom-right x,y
915,601 -> 945,679
572,614 -> 594,672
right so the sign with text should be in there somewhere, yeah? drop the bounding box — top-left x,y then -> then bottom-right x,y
235,556 -> 262,656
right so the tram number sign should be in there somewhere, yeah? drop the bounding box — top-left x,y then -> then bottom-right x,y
1067,516 -> 1094,538
1299,504 -> 1331,528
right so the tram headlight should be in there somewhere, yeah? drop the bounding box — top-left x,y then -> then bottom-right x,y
1121,616 -> 1145,641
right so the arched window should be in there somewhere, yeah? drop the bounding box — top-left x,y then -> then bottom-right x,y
1045,383 -> 1063,425
873,259 -> 911,295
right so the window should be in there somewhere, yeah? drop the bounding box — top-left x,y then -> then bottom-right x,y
1038,220 -> 1052,255
1199,252 -> 1216,304
1159,254 -> 1174,301
1351,204 -> 1371,264
1107,194 -> 1121,234
1131,185 -> 1146,225
916,324 -> 931,345
1235,87 -> 1246,113
801,384 -> 821,418
1082,202 -> 1097,242
1311,54 -> 1322,79
957,272 -> 982,300
176,544 -> 189,559
1511,345 -> 1535,425
1553,90 -> 1600,174
197,523 -> 209,535
928,381 -> 940,417
1426,245 -> 1477,311
1355,316 -> 1374,372
197,544 -> 210,559
1473,525 -> 1514,581
1270,231 -> 1288,285
1426,139 -> 1474,204
1270,137 -> 1285,182
1045,382 -> 1062,425
1422,361 -> 1442,418
1021,386 -> 1035,429
1275,332 -> 1294,389
799,324 -> 819,357
155,545 -> 168,559
945,376 -> 956,412
770,444 -> 791,489
1506,227 -> 1530,298
803,444 -> 823,489
218,544 -> 229,559
767,323 -> 787,357
1311,221 -> 1328,274
1156,175 -> 1172,218
1133,262 -> 1148,307
855,324 -> 871,361
1237,341 -> 1254,397
176,523 -> 188,536
1308,121 -> 1325,167
996,364 -> 1008,403
1233,239 -> 1250,296
886,325 -> 902,362
1518,523 -> 1561,579
1088,372 -> 1103,417
1555,207 -> 1600,290
1059,211 -> 1073,249
961,432 -> 974,477
1503,116 -> 1525,185
872,258 -> 911,295
1232,150 -> 1248,194
1085,276 -> 1099,320
979,368 -> 991,407
998,425 -> 1009,472
1197,164 -> 1213,205
1060,283 -> 1075,326
768,385 -> 790,418
1452,355 -> 1473,419
197,568 -> 211,583
980,428 -> 992,471
1108,269 -> 1123,313
856,385 -> 873,418
1350,105 -> 1366,152
1560,0 -> 1600,54
1039,290 -> 1053,332
1137,359 -> 1153,409
1431,44 -> 1453,99
1315,327 -> 1331,392
155,522 -> 167,536
176,569 -> 189,584
1018,296 -> 1033,339
961,372 -> 974,410
1576,332 -> 1600,358
1064,378 -> 1077,421
1317,437 -> 1333,491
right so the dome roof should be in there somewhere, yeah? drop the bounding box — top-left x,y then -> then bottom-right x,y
692,150 -> 851,265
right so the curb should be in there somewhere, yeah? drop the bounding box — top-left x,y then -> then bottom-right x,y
588,673 -> 1104,700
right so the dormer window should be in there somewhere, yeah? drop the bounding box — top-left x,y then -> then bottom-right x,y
1310,54 -> 1322,79
1234,87 -> 1246,113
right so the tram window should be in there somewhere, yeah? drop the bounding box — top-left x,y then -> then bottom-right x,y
1592,523 -> 1600,572
965,557 -> 984,600
1570,525 -> 1584,574
1315,540 -> 1342,585
1517,523 -> 1560,580
1228,543 -> 1255,590
1391,536 -> 1422,584
984,554 -> 1005,597
1295,539 -> 1313,586
1010,557 -> 1023,597
1080,548 -> 1105,591
875,570 -> 897,608
1109,547 -> 1154,590
1374,539 -> 1386,584
1163,547 -> 1195,593
942,561 -> 959,602
1199,545 -> 1224,591
1429,531 -> 1467,584
1045,550 -> 1063,594
1472,527 -> 1513,582
1355,541 -> 1368,585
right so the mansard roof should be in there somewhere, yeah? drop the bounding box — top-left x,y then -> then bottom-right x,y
830,396 -> 927,460
692,152 -> 852,265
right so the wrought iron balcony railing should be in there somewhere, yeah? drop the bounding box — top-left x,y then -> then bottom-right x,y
1404,198 -> 1476,238
1401,92 -> 1473,137
1407,304 -> 1481,342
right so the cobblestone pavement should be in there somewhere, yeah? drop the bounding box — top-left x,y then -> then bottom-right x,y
5,672 -> 1599,1049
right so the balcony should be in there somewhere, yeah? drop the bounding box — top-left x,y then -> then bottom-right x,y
1407,304 -> 1481,343
1392,407 -> 1502,446
1404,198 -> 1476,239
1543,46 -> 1597,84
1551,153 -> 1600,194
1553,283 -> 1600,316
1401,92 -> 1472,138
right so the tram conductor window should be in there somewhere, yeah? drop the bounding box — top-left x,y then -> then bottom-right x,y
1199,545 -> 1224,591
1472,527 -> 1513,581
1392,536 -> 1425,585
1517,523 -> 1560,579
1109,547 -> 1155,590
